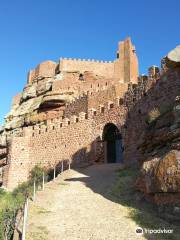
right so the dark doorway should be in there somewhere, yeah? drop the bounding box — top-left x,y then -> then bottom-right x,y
103,123 -> 123,163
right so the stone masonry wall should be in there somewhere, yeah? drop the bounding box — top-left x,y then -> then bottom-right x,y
52,73 -> 115,96
59,58 -> 114,78
4,97 -> 126,190
3,137 -> 30,190
64,94 -> 88,118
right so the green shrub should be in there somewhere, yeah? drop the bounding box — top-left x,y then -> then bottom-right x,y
0,193 -> 18,240
0,164 -> 47,239
29,164 -> 46,188
12,181 -> 33,203
145,104 -> 173,125
145,108 -> 161,124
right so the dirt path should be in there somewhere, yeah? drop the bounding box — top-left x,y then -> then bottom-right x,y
27,164 -> 145,240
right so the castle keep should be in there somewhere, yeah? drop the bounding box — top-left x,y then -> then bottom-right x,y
0,38 -> 180,205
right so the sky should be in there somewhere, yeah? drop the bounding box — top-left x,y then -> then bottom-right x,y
0,0 -> 180,124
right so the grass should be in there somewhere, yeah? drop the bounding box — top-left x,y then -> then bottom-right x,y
0,165 -> 47,240
26,226 -> 49,240
0,190 -> 21,240
110,167 -> 180,240
58,182 -> 70,186
26,205 -> 51,240
30,205 -> 52,215
37,208 -> 52,214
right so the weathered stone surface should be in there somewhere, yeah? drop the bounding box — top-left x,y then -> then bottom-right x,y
11,93 -> 22,106
0,126 -> 4,134
24,112 -> 46,125
0,158 -> 7,167
40,92 -> 75,109
0,148 -> 7,159
162,46 -> 180,70
22,84 -> 37,101
4,96 -> 44,129
27,69 -> 36,84
36,79 -> 53,96
136,150 -> 180,194
6,97 -> 43,119
5,116 -> 24,130
0,135 -> 7,147
135,93 -> 180,204
167,46 -> 180,67
35,61 -> 57,79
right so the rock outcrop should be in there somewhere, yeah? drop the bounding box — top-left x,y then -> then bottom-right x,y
136,96 -> 180,205
0,134 -> 7,168
2,63 -> 80,131
161,45 -> 180,71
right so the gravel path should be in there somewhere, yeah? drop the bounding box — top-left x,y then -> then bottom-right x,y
27,164 -> 145,240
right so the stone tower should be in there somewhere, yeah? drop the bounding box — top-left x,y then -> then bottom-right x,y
114,37 -> 139,83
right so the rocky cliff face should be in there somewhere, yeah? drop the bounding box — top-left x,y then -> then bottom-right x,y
135,99 -> 180,221
136,99 -> 180,196
2,60 -> 106,134
4,66 -> 74,131
135,46 -> 180,210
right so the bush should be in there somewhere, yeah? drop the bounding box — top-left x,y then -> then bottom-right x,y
0,193 -> 18,240
145,104 -> 173,125
0,164 -> 47,240
12,181 -> 33,203
29,164 -> 46,188
145,108 -> 161,124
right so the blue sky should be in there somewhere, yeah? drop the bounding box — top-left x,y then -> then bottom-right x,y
0,0 -> 180,124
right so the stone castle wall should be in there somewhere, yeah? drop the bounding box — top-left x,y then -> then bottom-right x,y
0,37 -> 140,190
52,72 -> 115,95
4,96 -> 126,190
5,67 -> 180,190
59,58 -> 114,78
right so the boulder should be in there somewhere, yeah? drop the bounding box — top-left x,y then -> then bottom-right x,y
167,45 -> 180,67
4,96 -> 44,130
35,61 -> 57,79
136,150 -> 180,194
40,92 -> 74,109
162,46 -> 180,70
4,116 -> 24,130
22,84 -> 37,101
6,96 -> 43,119
36,79 -> 53,96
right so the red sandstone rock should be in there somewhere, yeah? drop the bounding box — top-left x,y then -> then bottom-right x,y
0,158 -> 7,167
136,150 -> 180,194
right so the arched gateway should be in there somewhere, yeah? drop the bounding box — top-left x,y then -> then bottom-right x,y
102,123 -> 123,163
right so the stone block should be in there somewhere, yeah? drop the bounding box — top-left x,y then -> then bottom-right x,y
35,61 -> 57,79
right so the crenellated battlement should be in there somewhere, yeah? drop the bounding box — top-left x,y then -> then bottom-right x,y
60,57 -> 113,63
58,57 -> 114,78
23,95 -> 124,138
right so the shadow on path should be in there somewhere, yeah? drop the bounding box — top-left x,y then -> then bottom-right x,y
65,163 -> 180,240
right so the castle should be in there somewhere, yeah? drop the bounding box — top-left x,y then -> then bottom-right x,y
0,38 -> 180,205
